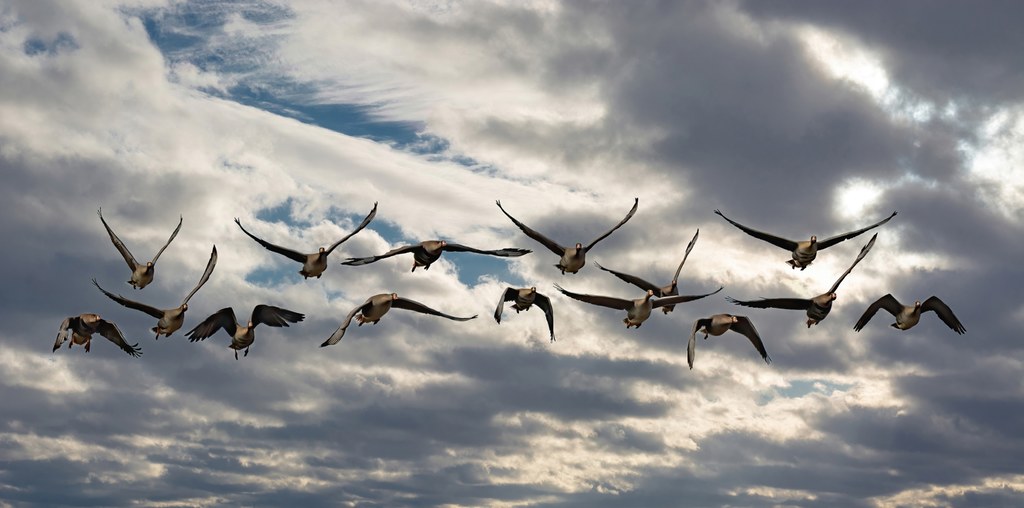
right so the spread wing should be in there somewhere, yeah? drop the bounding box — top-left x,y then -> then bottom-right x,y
553,284 -> 633,310
321,300 -> 372,347
97,208 -> 138,270
921,296 -> 966,334
442,242 -> 531,258
853,294 -> 904,331
252,304 -> 305,328
584,197 -> 639,251
533,292 -> 555,341
53,316 -> 77,352
342,244 -> 421,266
595,262 -> 661,293
185,307 -> 236,342
687,317 -> 711,370
652,287 -> 723,308
714,209 -> 799,251
235,218 -> 307,263
324,202 -> 378,255
494,287 -> 519,323
726,295 -> 811,311
672,228 -> 700,282
826,233 -> 876,294
181,245 -> 218,305
818,211 -> 897,250
392,297 -> 478,321
495,200 -> 565,255
92,279 -> 164,319
149,215 -> 183,264
730,316 -> 770,365
96,319 -> 142,357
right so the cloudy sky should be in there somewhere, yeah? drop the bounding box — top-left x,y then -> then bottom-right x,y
2,0 -> 1023,506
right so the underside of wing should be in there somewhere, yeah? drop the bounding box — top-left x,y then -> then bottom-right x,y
583,197 -> 639,251
150,214 -> 184,264
252,304 -> 305,328
97,319 -> 143,357
672,228 -> 700,282
495,200 -> 565,255
235,218 -> 307,263
342,244 -> 419,266
652,287 -> 723,308
97,208 -> 139,270
726,296 -> 811,310
321,301 -> 370,347
185,307 -> 236,342
818,211 -> 897,249
595,263 -> 661,293
731,316 -> 770,364
324,202 -> 378,255
92,279 -> 164,319
714,209 -> 799,251
443,242 -> 531,257
553,284 -> 633,310
921,296 -> 966,334
826,233 -> 876,294
853,293 -> 903,331
181,245 -> 218,305
392,297 -> 477,321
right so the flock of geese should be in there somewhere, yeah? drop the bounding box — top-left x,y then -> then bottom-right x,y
54,201 -> 966,367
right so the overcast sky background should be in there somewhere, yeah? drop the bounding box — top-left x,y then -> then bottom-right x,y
2,0 -> 1023,506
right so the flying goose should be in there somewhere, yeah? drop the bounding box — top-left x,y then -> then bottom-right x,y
235,202 -> 377,279
727,233 -> 876,327
342,240 -> 530,272
496,198 -> 639,274
688,314 -> 769,369
494,287 -> 555,342
93,245 -> 217,339
53,313 -> 142,357
185,305 -> 305,359
853,294 -> 965,334
714,209 -> 895,270
98,208 -> 183,289
321,293 -> 478,346
596,228 -> 702,314
554,283 -> 722,328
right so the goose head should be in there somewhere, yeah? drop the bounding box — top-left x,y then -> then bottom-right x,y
529,286 -> 537,294
319,247 -> 326,254
575,242 -> 583,251
809,235 -> 818,245
182,303 -> 189,311
828,292 -> 837,301
146,261 -> 154,268
390,293 -> 399,301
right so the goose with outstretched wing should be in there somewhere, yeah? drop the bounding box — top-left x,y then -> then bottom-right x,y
715,209 -> 895,270
98,208 -> 183,289
596,228 -> 703,314
186,305 -> 305,359
322,293 -> 477,346
853,294 -> 965,334
728,233 -> 877,327
343,240 -> 529,272
554,283 -> 722,329
93,245 -> 217,339
53,313 -> 142,357
496,198 -> 638,274
494,287 -> 555,342
688,314 -> 769,369
235,202 -> 377,279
